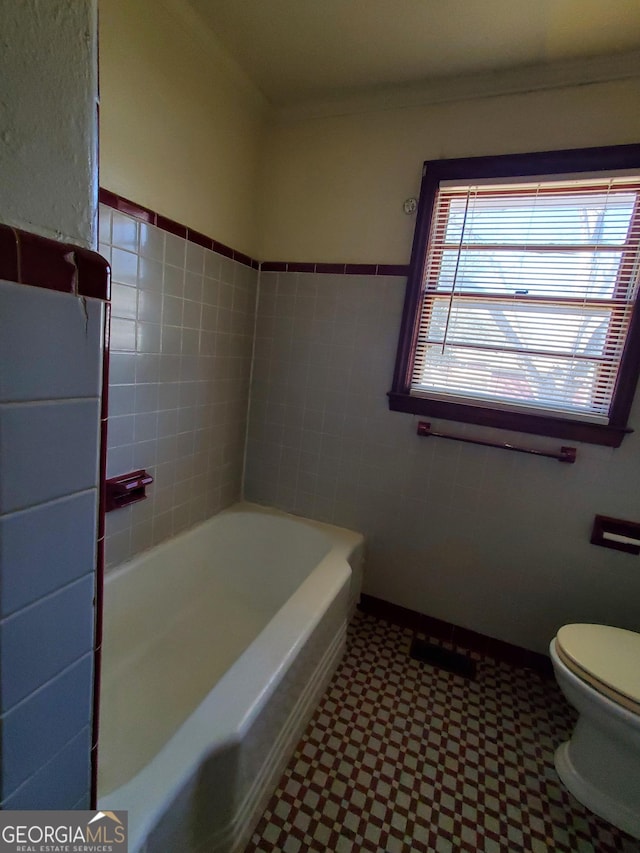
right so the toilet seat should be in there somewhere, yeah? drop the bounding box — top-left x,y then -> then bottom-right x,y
555,624 -> 640,716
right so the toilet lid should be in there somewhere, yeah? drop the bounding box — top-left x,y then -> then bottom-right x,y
556,624 -> 640,713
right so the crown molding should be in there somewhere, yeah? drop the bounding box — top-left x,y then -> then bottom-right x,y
272,50 -> 640,124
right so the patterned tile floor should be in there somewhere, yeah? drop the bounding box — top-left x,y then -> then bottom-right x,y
246,611 -> 640,853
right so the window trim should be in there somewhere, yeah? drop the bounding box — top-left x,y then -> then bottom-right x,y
388,144 -> 640,448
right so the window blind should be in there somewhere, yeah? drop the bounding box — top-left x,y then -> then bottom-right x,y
410,176 -> 640,423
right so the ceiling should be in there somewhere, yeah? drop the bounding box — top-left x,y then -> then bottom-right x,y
188,0 -> 640,108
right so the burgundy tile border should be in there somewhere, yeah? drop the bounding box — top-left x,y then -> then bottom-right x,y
74,247 -> 111,301
0,223 -> 110,300
212,240 -> 234,259
358,593 -> 554,677
187,228 -> 213,250
233,249 -> 253,267
0,225 -> 19,282
260,260 -> 409,276
115,197 -> 154,224
264,261 -> 409,276
345,263 -> 378,275
19,230 -> 78,293
287,262 -> 316,273
99,188 -> 410,276
91,304 -> 110,809
315,262 -> 346,274
377,263 -> 410,276
98,188 -> 153,224
96,187 -> 119,211
99,307 -> 111,539
99,188 -> 255,268
156,214 -> 187,240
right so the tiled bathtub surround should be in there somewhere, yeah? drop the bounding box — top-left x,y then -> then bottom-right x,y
99,204 -> 258,568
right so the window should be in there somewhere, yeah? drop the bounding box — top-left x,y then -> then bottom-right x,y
389,145 -> 640,447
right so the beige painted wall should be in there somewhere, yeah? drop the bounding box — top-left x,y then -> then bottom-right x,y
100,4 -> 639,265
99,0 -> 267,258
259,78 -> 640,263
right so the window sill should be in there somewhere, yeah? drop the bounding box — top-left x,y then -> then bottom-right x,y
387,391 -> 631,448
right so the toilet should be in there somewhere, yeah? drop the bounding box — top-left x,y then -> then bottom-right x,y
550,623 -> 640,839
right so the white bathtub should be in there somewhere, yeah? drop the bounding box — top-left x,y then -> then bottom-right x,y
98,502 -> 363,853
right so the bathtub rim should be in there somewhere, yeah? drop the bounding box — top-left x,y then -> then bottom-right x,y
103,500 -> 363,584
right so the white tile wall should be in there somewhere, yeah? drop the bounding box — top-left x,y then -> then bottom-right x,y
0,278 -> 101,808
0,400 -> 100,513
245,271 -> 640,654
1,726 -> 91,810
0,283 -> 103,402
0,576 -> 95,711
0,491 -> 96,617
100,204 -> 257,569
0,654 -> 93,798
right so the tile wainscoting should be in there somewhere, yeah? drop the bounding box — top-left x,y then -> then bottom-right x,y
243,267 -> 640,656
99,203 -> 258,569
0,229 -> 109,810
244,269 -> 406,523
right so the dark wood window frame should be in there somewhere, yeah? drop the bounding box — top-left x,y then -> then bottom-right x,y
388,144 -> 640,448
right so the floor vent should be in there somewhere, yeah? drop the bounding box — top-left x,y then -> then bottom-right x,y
409,637 -> 476,679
